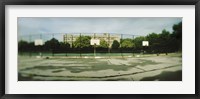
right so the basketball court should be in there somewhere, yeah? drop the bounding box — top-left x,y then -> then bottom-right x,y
18,53 -> 182,81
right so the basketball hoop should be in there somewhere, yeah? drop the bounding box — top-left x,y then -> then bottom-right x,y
90,39 -> 100,58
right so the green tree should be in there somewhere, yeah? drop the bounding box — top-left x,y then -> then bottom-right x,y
44,38 -> 60,51
59,42 -> 70,52
111,40 -> 120,49
133,36 -> 146,52
98,39 -> 109,48
146,33 -> 160,53
172,22 -> 182,51
18,40 -> 29,52
132,21 -> 182,54
159,29 -> 171,54
28,42 -> 35,51
121,38 -> 134,48
173,22 -> 182,39
74,36 -> 91,48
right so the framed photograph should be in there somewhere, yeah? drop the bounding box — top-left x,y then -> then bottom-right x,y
0,0 -> 199,98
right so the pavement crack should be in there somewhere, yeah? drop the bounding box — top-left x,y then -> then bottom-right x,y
133,66 -> 146,72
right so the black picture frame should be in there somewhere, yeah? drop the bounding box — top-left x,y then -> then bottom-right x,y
0,0 -> 199,99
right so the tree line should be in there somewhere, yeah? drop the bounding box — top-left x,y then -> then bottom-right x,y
18,22 -> 182,54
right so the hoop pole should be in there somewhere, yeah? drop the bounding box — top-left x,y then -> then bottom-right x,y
94,44 -> 96,58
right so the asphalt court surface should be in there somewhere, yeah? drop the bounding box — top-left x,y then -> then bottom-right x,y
18,53 -> 182,81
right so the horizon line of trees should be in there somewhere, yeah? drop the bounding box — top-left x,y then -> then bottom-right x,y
18,22 -> 182,54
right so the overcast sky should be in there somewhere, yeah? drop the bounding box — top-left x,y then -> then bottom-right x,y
18,17 -> 182,37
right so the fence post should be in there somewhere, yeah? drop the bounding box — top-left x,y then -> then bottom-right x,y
52,33 -> 54,57
19,36 -> 22,56
132,35 -> 134,56
108,33 -> 110,58
72,34 -> 74,56
65,34 -> 68,57
80,33 -> 82,58
94,33 -> 96,58
120,34 -> 123,58
29,34 -> 32,57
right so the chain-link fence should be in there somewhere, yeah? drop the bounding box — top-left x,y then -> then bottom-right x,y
18,33 -> 144,58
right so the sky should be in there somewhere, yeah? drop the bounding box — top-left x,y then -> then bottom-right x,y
18,17 -> 182,40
